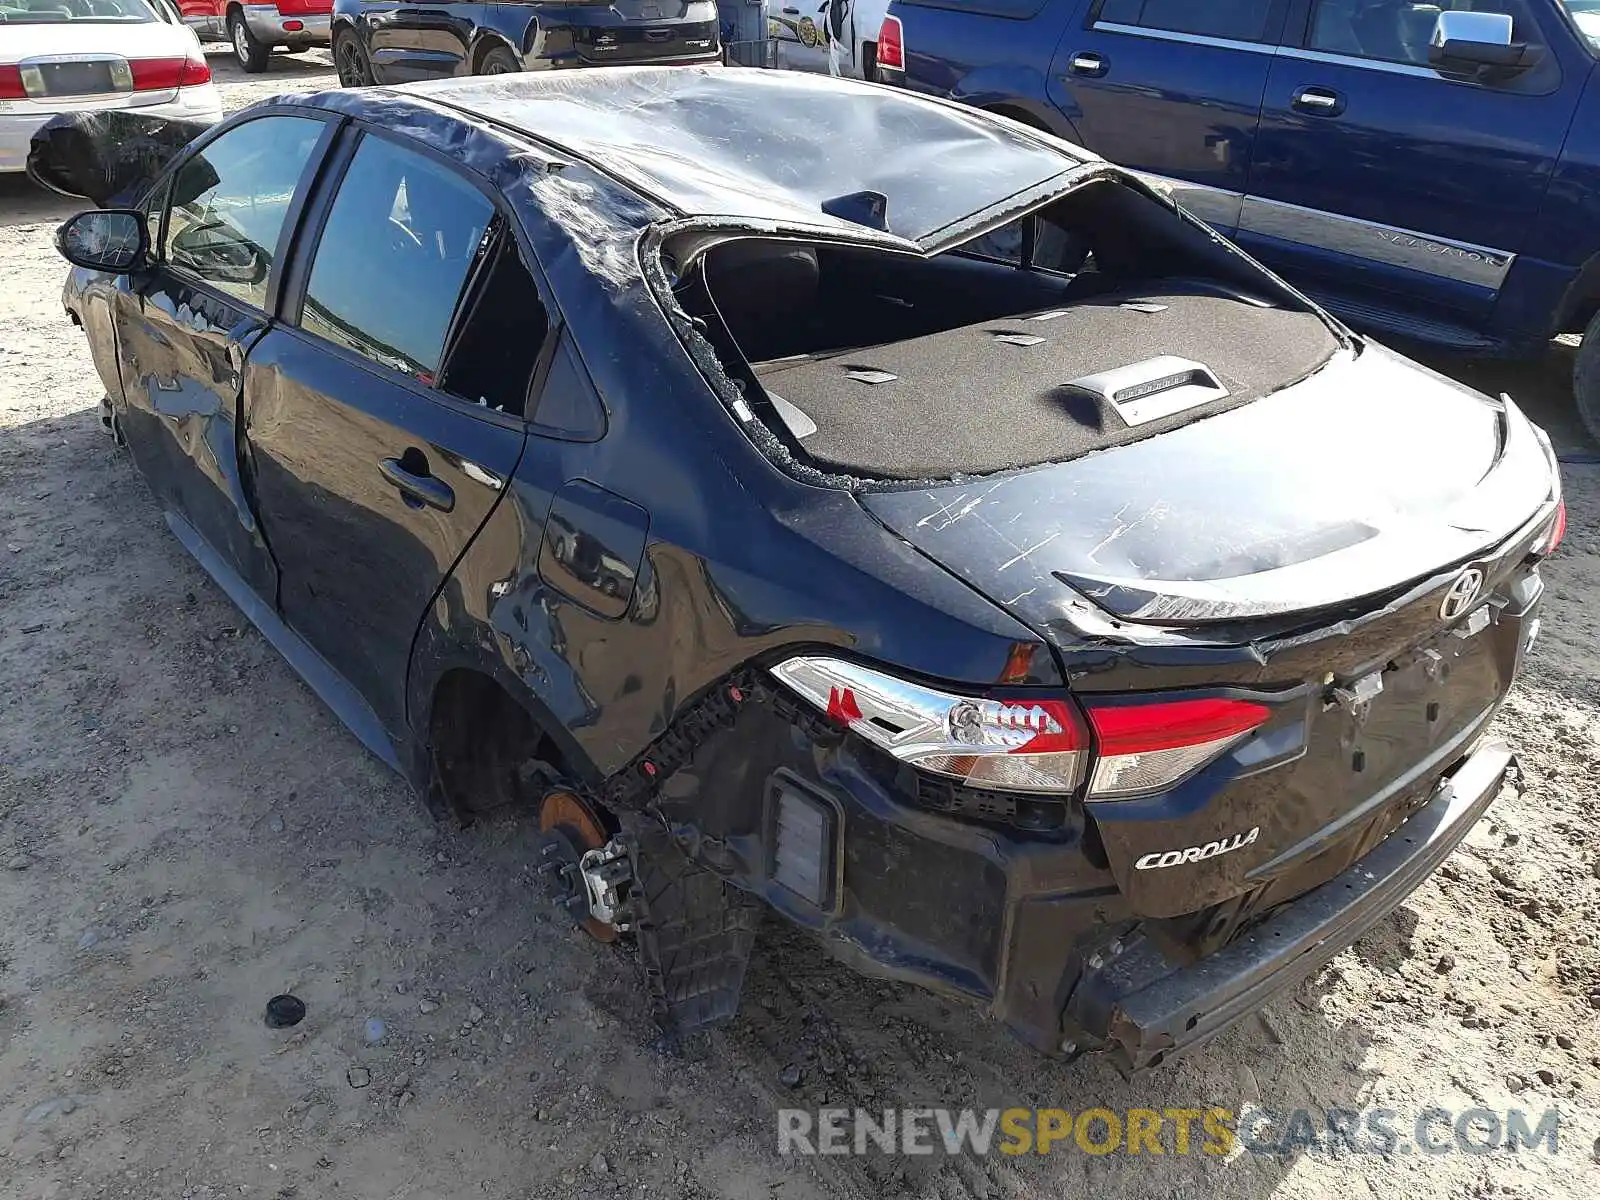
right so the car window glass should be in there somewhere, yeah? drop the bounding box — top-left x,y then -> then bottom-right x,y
1564,1 -> 1600,50
528,332 -> 607,441
162,116 -> 324,310
1098,0 -> 1276,41
437,230 -> 551,418
1307,0 -> 1545,64
0,0 -> 158,22
300,135 -> 494,384
958,216 -> 1091,274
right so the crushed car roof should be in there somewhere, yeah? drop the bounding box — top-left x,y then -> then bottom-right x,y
392,67 -> 1086,243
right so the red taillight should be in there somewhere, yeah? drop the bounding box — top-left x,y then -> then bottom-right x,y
284,18 -> 304,30
1542,499 -> 1567,556
0,64 -> 25,100
1084,698 -> 1271,798
183,52 -> 213,85
129,52 -> 211,91
877,15 -> 904,71
771,657 -> 1273,800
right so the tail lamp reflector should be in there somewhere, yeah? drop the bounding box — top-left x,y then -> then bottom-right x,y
130,53 -> 212,91
769,777 -> 837,910
1540,499 -> 1566,556
770,657 -> 1271,799
877,15 -> 905,71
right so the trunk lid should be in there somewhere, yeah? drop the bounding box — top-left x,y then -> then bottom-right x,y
860,345 -> 1549,634
861,345 -> 1555,922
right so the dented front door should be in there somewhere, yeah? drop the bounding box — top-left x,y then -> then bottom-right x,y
115,280 -> 278,600
113,113 -> 331,603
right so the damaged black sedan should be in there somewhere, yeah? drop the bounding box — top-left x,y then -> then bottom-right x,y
41,68 -> 1563,1072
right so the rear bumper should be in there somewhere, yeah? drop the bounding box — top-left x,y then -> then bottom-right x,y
243,5 -> 332,44
0,89 -> 223,173
1069,737 -> 1515,1073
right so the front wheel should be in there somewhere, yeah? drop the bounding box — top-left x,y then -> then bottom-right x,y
334,30 -> 374,87
1575,310 -> 1600,447
478,45 -> 520,75
228,11 -> 272,73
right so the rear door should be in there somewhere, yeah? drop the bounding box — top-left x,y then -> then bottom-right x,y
362,0 -> 471,81
178,0 -> 223,39
1241,0 -> 1584,335
113,112 -> 332,603
772,0 -> 834,72
1046,0 -> 1292,234
244,126 -> 546,735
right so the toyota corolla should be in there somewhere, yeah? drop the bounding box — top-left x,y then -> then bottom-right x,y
33,68 -> 1562,1071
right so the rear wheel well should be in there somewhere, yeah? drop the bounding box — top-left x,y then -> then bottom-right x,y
427,670 -> 571,816
1555,250 -> 1600,337
1565,293 -> 1600,339
472,35 -> 516,73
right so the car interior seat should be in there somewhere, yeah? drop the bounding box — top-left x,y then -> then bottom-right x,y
704,240 -> 821,363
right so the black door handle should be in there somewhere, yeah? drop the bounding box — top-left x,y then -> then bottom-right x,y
781,6 -> 798,12
380,452 -> 455,512
1068,51 -> 1107,77
1292,86 -> 1345,116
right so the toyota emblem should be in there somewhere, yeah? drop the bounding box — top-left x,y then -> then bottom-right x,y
1440,567 -> 1485,621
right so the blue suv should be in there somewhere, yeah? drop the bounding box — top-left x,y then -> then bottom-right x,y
877,0 -> 1600,437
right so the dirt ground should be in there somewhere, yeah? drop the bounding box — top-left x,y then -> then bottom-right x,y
3,49 -> 1600,1200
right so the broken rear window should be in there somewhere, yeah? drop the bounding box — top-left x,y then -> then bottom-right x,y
668,175 -> 1341,483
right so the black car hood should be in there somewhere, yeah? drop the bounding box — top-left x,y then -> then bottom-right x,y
861,345 -> 1555,633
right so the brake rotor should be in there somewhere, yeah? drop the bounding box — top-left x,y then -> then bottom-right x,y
537,789 -> 618,943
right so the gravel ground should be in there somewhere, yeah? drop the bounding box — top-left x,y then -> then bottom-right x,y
2,49 -> 1599,1200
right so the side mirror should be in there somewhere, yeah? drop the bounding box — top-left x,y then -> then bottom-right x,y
54,209 -> 150,273
1429,10 -> 1539,73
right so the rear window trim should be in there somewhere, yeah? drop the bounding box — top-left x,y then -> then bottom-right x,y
1086,0 -> 1292,50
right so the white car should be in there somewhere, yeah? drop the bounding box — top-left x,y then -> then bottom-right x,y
0,0 -> 223,174
766,0 -> 890,79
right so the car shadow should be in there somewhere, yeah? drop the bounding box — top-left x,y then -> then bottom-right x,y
728,918 -> 1399,1198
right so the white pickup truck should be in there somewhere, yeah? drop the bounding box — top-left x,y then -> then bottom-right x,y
765,0 -> 889,78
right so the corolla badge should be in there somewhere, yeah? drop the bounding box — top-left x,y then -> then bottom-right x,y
1440,567 -> 1485,622
1134,827 -> 1260,871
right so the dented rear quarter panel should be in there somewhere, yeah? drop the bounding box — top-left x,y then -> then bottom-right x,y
355,84 -> 1061,782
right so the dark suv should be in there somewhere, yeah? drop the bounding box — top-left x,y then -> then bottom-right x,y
331,0 -> 720,84
877,0 -> 1600,439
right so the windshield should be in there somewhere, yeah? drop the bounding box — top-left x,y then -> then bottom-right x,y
1565,0 -> 1600,48
0,0 -> 157,22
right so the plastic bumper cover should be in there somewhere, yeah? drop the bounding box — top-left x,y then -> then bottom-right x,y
243,6 -> 332,43
1068,736 -> 1515,1073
